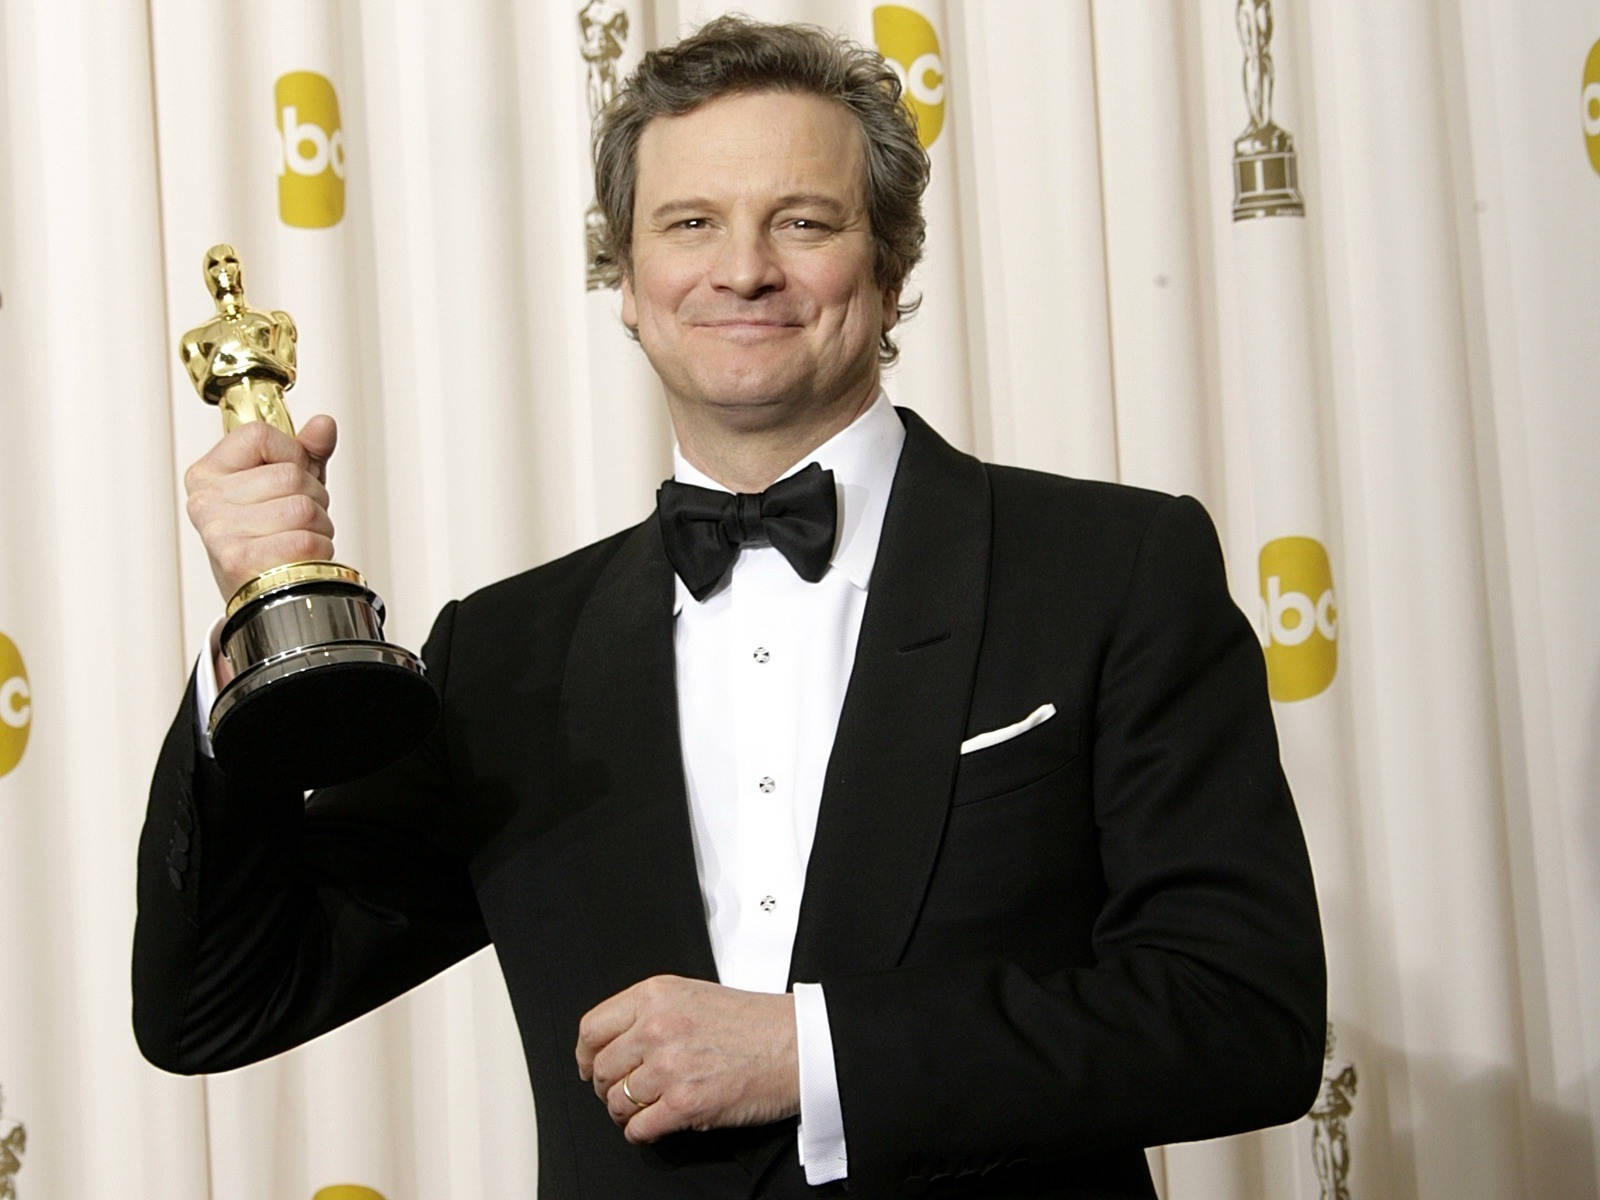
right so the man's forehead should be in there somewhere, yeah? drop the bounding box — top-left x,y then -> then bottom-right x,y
634,90 -> 866,198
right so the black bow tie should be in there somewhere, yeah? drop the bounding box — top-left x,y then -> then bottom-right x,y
657,462 -> 838,602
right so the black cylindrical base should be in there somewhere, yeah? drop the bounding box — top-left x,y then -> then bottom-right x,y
211,643 -> 438,789
210,573 -> 438,789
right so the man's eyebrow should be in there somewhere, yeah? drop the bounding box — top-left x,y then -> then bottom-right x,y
645,194 -> 853,223
647,198 -> 718,224
772,193 -> 849,214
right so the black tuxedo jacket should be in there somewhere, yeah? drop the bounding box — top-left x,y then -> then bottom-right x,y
134,409 -> 1324,1198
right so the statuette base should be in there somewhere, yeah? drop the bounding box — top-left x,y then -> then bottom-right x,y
211,572 -> 437,789
1233,149 -> 1306,221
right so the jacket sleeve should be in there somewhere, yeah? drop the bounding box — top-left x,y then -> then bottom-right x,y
820,494 -> 1326,1191
132,599 -> 489,1075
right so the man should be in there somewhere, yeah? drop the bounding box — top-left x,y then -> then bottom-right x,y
134,17 -> 1325,1198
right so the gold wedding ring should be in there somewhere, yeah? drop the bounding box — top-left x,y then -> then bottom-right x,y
622,1071 -> 651,1108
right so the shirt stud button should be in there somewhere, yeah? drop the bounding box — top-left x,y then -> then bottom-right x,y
760,895 -> 777,912
753,647 -> 770,663
757,776 -> 776,794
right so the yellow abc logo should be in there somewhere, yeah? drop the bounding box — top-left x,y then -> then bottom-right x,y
1584,40 -> 1600,177
312,1187 -> 386,1200
0,632 -> 32,778
872,5 -> 945,148
277,71 -> 346,228
1256,537 -> 1338,702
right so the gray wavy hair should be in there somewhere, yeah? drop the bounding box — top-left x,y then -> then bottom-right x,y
592,14 -> 930,364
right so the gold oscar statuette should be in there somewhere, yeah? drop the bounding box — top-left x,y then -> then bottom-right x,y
178,244 -> 437,788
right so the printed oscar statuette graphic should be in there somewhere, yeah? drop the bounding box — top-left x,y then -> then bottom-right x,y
579,0 -> 629,288
1232,0 -> 1305,220
179,244 -> 437,788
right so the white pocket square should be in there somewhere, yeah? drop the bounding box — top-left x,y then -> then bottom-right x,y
959,703 -> 1057,755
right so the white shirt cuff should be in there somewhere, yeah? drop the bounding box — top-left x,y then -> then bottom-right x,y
191,614 -> 227,759
793,981 -> 848,1185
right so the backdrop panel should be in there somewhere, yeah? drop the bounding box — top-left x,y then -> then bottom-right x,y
1,1 -> 1595,1197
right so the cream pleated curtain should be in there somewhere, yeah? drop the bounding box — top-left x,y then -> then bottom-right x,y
1,0 -> 1596,1196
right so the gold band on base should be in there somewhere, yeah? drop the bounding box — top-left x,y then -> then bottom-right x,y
226,560 -> 367,619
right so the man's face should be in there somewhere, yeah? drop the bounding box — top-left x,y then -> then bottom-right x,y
621,90 -> 897,429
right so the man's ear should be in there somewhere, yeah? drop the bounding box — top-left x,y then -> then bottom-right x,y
620,271 -> 638,332
881,285 -> 901,333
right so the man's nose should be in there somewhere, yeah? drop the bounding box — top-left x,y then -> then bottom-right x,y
708,225 -> 785,298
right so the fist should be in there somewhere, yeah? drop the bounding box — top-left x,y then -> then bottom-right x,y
183,414 -> 338,604
576,975 -> 800,1144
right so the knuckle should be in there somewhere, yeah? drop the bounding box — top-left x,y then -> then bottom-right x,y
277,531 -> 321,562
236,422 -> 271,458
217,543 -> 250,581
662,1082 -> 702,1121
250,420 -> 280,450
301,532 -> 334,561
285,492 -> 319,527
639,1013 -> 671,1043
637,975 -> 674,1006
199,523 -> 227,558
684,1081 -> 710,1114
270,461 -> 303,493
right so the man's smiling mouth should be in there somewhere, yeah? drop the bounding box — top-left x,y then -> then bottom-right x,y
694,320 -> 803,340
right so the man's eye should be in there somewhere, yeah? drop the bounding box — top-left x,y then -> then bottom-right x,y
672,218 -> 710,230
787,218 -> 833,233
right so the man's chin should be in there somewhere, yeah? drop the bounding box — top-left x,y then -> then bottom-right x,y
694,388 -> 805,423
653,357 -> 876,431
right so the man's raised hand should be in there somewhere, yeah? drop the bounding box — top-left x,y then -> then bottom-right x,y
183,414 -> 338,604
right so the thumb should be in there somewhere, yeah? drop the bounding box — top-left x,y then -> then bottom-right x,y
298,414 -> 338,483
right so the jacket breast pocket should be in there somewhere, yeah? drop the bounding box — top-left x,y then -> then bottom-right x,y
951,707 -> 1081,806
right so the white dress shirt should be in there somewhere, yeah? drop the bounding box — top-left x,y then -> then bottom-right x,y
671,390 -> 904,1184
193,390 -> 906,1187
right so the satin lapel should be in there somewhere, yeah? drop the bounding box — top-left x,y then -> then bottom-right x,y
557,518 -> 719,995
787,409 -> 991,985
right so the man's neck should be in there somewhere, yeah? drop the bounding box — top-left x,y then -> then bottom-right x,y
671,383 -> 879,494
